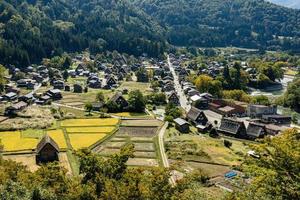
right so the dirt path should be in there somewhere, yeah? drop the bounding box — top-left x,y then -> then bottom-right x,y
158,122 -> 176,186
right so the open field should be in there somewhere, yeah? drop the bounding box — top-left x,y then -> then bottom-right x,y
68,133 -> 107,150
66,126 -> 115,133
119,81 -> 152,94
117,127 -> 158,137
121,119 -> 163,127
47,129 -> 68,149
112,112 -> 152,118
165,128 -> 249,166
134,143 -> 155,151
0,106 -> 55,131
2,152 -> 72,174
0,131 -> 39,151
127,158 -> 159,167
61,118 -> 119,127
58,89 -> 113,108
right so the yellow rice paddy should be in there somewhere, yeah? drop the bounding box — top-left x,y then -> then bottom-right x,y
61,118 -> 119,127
47,129 -> 68,149
68,133 -> 107,150
0,131 -> 38,151
66,126 -> 115,133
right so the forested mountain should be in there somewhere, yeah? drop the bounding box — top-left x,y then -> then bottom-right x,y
133,0 -> 300,51
268,0 -> 300,9
1,0 -> 300,67
0,0 -> 166,67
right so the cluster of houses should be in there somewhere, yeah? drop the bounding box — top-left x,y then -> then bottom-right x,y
167,54 -> 292,140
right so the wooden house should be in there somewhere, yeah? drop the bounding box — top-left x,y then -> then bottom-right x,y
36,135 -> 59,164
174,118 -> 190,133
218,118 -> 247,138
246,122 -> 266,140
4,101 -> 28,116
262,114 -> 291,125
110,92 -> 128,108
186,107 -> 208,125
167,92 -> 180,105
73,83 -> 83,93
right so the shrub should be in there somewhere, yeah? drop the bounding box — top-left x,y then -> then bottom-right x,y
224,139 -> 232,148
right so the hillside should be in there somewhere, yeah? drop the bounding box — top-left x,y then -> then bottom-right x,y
133,0 -> 300,50
0,0 -> 166,67
268,0 -> 300,9
1,0 -> 300,66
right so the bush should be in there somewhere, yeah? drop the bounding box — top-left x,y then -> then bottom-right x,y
224,139 -> 232,148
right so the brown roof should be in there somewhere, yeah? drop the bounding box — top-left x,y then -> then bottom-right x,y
246,123 -> 265,138
36,135 -> 59,153
187,107 -> 202,121
218,118 -> 245,135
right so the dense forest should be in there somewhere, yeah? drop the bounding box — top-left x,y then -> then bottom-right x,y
133,0 -> 300,50
0,0 -> 167,66
1,0 -> 300,66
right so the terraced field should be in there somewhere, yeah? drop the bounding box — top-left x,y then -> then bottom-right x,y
61,118 -> 119,127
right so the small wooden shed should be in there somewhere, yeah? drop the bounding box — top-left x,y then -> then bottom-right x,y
36,135 -> 60,164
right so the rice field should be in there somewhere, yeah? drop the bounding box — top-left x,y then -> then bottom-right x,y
61,118 -> 119,127
69,133 -> 107,150
0,131 -> 38,151
66,126 -> 115,133
47,130 -> 68,149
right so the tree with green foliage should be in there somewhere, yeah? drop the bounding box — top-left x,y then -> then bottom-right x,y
165,103 -> 182,121
283,77 -> 300,112
128,90 -> 145,112
0,65 -> 7,93
63,70 -> 69,81
251,95 -> 270,105
136,68 -> 149,82
85,102 -> 93,115
195,75 -> 222,97
228,129 -> 300,200
96,92 -> 105,103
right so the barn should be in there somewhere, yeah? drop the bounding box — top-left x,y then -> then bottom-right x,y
36,135 -> 60,164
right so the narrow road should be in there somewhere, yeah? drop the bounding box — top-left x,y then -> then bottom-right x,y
167,55 -> 191,112
52,102 -> 85,111
158,122 -> 176,186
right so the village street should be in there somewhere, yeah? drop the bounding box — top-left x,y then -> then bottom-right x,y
167,56 -> 191,112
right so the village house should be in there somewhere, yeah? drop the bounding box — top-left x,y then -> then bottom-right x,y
36,95 -> 51,105
247,104 -> 277,118
53,80 -> 65,90
36,135 -> 60,164
110,92 -> 129,108
2,92 -> 18,102
4,101 -> 28,117
174,118 -> 190,133
218,118 -> 247,138
261,114 -> 292,125
167,92 -> 180,105
209,99 -> 246,117
246,122 -> 266,140
46,89 -> 62,100
106,76 -> 117,88
186,107 -> 208,126
18,93 -> 35,104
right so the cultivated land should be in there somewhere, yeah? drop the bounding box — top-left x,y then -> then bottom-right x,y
165,127 -> 249,178
93,119 -> 163,167
0,117 -> 119,174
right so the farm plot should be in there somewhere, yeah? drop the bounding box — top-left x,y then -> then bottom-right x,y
68,133 -> 107,150
47,129 -> 68,149
117,127 -> 158,137
0,131 -> 39,152
134,143 -> 155,151
61,118 -> 119,127
2,152 -> 72,174
121,119 -> 163,127
127,158 -> 159,167
66,126 -> 115,133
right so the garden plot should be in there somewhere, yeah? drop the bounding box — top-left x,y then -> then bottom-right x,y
104,141 -> 127,149
121,119 -> 163,127
127,158 -> 159,167
66,126 -> 115,133
61,118 -> 119,127
68,133 -> 107,150
3,152 -> 72,174
117,127 -> 158,137
134,143 -> 155,152
134,151 -> 156,158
